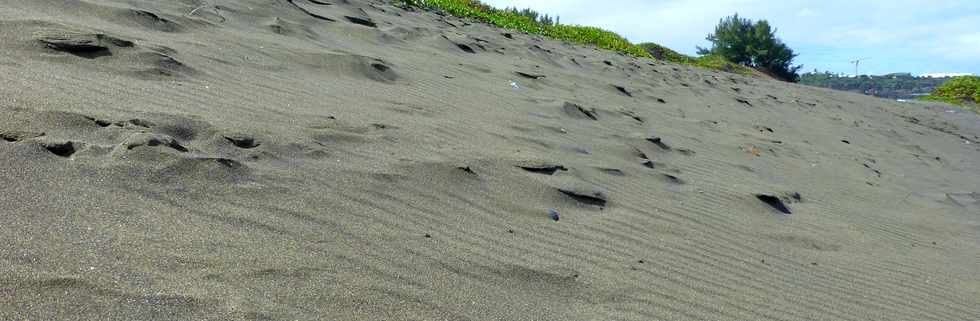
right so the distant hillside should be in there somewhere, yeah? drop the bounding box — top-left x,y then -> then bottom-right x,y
800,72 -> 953,100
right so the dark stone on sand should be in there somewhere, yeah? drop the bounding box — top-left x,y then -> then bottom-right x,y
548,208 -> 560,221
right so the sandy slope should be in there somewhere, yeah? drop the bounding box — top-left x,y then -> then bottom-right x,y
1,0 -> 978,320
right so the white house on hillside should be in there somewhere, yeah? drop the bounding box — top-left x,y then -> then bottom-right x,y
921,72 -> 974,78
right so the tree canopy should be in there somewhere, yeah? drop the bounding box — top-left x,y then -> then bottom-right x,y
698,14 -> 801,82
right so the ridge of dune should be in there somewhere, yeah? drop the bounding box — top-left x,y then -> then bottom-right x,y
1,1 -> 978,320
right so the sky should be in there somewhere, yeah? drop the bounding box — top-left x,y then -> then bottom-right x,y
482,0 -> 980,76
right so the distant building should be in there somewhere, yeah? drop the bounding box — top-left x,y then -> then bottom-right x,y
883,72 -> 913,78
920,72 -> 973,78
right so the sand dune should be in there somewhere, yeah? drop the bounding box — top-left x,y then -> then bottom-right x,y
1,0 -> 978,320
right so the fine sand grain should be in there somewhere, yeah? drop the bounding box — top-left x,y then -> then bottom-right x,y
1,0 -> 978,320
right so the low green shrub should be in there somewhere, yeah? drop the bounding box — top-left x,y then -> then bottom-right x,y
394,0 -> 757,76
637,42 -> 690,63
545,24 -> 650,58
920,76 -> 980,112
691,54 -> 756,76
394,0 -> 651,58
638,44 -> 756,76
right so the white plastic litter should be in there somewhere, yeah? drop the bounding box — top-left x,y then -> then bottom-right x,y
510,80 -> 520,89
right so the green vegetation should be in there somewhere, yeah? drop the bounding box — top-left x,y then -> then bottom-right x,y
636,42 -> 688,62
691,54 -> 758,75
393,0 -> 756,76
501,6 -> 558,26
698,14 -> 801,82
919,76 -> 980,112
635,43 -> 756,76
800,71 -> 949,100
394,0 -> 650,58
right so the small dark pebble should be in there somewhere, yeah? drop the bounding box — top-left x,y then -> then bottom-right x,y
507,229 -> 514,234
548,208 -> 560,221
811,262 -> 818,266
424,233 -> 432,238
637,260 -> 645,264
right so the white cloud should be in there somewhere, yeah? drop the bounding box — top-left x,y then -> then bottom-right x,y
929,32 -> 980,61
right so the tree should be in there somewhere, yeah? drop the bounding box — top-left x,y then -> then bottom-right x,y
502,6 -> 559,26
698,14 -> 802,82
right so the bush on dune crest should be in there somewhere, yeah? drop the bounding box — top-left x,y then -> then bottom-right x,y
920,76 -> 980,112
697,14 -> 801,81
636,42 -> 688,62
395,0 -> 650,58
394,0 -> 753,76
690,54 -> 758,76
636,43 -> 756,76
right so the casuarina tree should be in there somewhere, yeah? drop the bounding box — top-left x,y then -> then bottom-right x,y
698,14 -> 802,82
